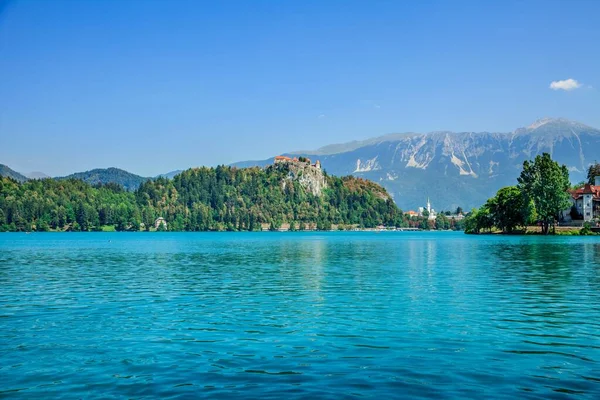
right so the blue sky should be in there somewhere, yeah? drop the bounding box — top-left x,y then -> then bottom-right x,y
1,0 -> 599,176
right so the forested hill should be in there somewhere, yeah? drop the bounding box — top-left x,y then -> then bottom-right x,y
0,163 -> 405,232
1,165 -> 180,190
0,164 -> 28,183
57,168 -> 148,191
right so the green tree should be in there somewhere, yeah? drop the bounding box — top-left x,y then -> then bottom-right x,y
523,198 -> 538,226
580,222 -> 594,236
464,206 -> 493,234
517,153 -> 571,235
475,205 -> 495,233
435,214 -> 450,230
490,186 -> 526,233
587,162 -> 600,184
452,217 -> 466,231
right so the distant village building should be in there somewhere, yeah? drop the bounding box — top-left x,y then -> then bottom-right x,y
417,197 -> 437,220
405,210 -> 419,218
154,217 -> 167,230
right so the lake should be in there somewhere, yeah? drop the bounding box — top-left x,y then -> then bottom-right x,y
1,232 -> 599,398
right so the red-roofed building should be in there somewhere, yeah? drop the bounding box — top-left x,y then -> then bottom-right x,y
274,156 -> 292,164
568,178 -> 600,222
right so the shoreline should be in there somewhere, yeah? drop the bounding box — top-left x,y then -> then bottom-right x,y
467,224 -> 599,236
3,228 -> 462,234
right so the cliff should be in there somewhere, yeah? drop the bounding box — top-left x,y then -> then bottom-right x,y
276,162 -> 327,197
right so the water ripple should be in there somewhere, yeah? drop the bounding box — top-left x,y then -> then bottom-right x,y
1,232 -> 600,398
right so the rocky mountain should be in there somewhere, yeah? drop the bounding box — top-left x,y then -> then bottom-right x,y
233,118 -> 600,211
26,171 -> 50,179
0,164 -> 28,183
156,170 -> 184,179
57,168 -> 149,191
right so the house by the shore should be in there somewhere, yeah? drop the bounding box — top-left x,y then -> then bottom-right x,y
569,177 -> 600,222
560,176 -> 600,223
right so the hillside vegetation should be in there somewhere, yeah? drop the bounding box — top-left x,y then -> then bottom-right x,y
0,164 -> 406,231
58,167 -> 148,191
0,164 -> 28,183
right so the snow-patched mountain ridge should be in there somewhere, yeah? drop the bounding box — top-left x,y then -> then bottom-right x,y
233,118 -> 600,210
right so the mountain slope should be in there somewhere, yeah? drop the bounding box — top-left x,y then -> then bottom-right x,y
1,165 -> 183,191
26,171 -> 50,179
232,118 -> 600,210
156,170 -> 183,179
58,168 -> 148,191
0,164 -> 28,182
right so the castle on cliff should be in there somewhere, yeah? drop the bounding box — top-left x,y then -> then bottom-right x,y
274,156 -> 321,169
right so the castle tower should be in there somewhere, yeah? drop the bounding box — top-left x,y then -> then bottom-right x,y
426,197 -> 431,214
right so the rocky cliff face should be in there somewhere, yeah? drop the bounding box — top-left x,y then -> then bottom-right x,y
278,162 -> 327,196
233,118 -> 600,210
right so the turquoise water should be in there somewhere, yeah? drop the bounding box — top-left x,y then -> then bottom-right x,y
1,232 -> 600,398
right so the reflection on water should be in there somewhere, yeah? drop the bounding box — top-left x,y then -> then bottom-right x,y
1,232 -> 600,399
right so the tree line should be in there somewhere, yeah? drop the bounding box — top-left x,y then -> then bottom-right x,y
0,164 -> 457,232
464,154 -> 599,235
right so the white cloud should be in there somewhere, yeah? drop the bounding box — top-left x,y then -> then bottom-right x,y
318,114 -> 326,119
549,78 -> 582,91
